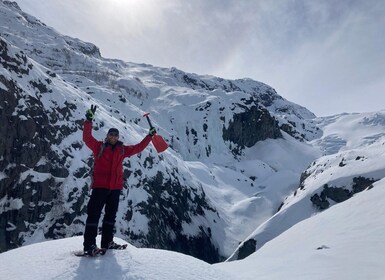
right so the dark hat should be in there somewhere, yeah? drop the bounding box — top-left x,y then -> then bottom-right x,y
107,128 -> 119,135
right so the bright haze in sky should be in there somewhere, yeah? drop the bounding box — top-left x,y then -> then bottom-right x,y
15,0 -> 385,117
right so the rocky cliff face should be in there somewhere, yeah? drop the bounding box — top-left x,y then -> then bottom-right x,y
223,105 -> 282,152
0,35 -> 84,250
0,1 -> 319,263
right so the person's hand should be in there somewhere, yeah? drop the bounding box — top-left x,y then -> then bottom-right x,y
85,105 -> 97,121
148,127 -> 157,137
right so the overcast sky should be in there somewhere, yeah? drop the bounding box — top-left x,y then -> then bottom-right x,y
15,0 -> 385,117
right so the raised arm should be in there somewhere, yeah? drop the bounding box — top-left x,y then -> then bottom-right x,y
83,120 -> 100,154
83,105 -> 100,154
124,135 -> 152,157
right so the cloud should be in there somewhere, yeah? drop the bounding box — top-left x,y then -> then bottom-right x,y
15,0 -> 385,116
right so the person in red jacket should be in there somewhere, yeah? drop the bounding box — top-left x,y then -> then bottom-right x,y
82,105 -> 155,256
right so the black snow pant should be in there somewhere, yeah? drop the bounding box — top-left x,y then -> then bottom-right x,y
83,188 -> 120,250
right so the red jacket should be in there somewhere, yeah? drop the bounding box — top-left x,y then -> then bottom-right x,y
83,120 -> 152,190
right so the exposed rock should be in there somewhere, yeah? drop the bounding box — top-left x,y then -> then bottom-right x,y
0,39 -> 77,252
126,170 -> 221,263
352,176 -> 376,193
237,239 -> 257,260
311,176 -> 378,210
223,105 -> 282,152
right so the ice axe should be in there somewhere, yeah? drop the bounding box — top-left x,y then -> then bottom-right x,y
143,113 -> 168,153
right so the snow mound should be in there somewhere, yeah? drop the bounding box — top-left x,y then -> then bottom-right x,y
0,236 -> 236,280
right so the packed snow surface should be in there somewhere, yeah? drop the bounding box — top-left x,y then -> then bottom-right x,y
0,236 -> 234,280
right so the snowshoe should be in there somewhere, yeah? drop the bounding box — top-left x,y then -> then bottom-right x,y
74,244 -> 105,257
105,241 -> 127,250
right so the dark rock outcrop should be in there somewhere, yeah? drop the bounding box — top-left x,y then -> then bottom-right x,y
310,176 -> 377,210
0,38 -> 80,252
223,105 -> 282,152
125,170 -> 221,263
237,238 -> 257,260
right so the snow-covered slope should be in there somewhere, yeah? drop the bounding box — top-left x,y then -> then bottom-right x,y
228,111 -> 385,260
217,177 -> 385,280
